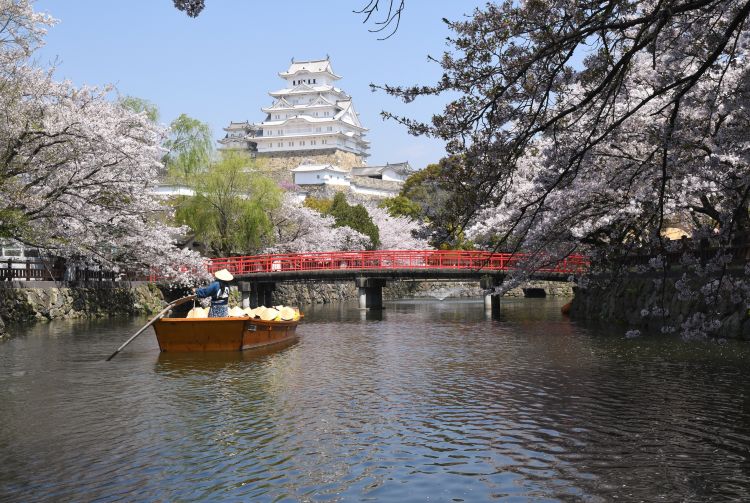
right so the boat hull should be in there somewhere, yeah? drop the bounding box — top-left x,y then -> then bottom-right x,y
154,317 -> 298,352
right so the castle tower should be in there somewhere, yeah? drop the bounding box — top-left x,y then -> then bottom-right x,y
220,57 -> 369,180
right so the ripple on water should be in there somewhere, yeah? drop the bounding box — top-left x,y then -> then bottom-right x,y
0,299 -> 749,501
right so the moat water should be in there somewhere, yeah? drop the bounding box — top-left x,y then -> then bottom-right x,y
1,298 -> 749,502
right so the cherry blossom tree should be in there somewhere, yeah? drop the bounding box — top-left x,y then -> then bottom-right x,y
0,1 -> 207,286
266,194 -> 371,253
365,204 -> 430,250
163,114 -> 213,182
378,0 -> 750,338
173,0 -> 204,18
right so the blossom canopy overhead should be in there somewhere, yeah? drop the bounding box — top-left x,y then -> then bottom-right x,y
378,0 -> 750,338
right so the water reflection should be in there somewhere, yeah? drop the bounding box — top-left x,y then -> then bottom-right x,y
1,298 -> 749,501
359,308 -> 385,321
155,339 -> 300,376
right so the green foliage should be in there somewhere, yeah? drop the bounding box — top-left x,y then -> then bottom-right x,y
303,196 -> 333,215
174,152 -> 282,256
302,193 -> 379,249
164,114 -> 213,182
118,96 -> 160,122
382,159 -> 472,249
379,195 -> 421,220
328,193 -> 380,249
0,209 -> 28,239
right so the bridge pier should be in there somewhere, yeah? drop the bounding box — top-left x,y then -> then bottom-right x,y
355,277 -> 386,310
480,275 -> 502,314
238,281 -> 275,308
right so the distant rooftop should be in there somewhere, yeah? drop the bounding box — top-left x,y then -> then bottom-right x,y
351,162 -> 412,177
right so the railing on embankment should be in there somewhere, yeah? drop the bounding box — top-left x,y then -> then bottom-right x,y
207,250 -> 590,277
0,258 -> 146,282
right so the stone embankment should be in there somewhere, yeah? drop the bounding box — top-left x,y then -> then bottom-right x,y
274,280 -> 573,305
0,282 -> 165,338
0,279 -> 573,339
570,276 -> 750,339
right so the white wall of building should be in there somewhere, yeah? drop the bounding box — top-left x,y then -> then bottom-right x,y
293,169 -> 350,186
381,168 -> 408,182
151,185 -> 195,197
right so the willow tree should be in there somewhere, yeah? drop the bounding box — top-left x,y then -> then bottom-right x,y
175,152 -> 282,256
378,0 -> 750,338
163,114 -> 213,183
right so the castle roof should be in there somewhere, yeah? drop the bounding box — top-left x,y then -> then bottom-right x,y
351,162 -> 413,177
279,58 -> 341,80
261,94 -> 337,113
269,84 -> 348,98
257,115 -> 367,132
223,121 -> 252,131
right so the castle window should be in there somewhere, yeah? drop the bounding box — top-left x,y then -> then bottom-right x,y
288,142 -> 293,146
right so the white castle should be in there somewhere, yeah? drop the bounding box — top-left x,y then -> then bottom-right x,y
219,57 -> 369,161
219,58 -> 411,198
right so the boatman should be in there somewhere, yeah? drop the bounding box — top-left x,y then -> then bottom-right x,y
193,269 -> 234,317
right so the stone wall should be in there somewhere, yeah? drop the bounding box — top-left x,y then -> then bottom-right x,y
300,185 -> 352,200
0,282 -> 166,336
256,149 -> 364,184
350,176 -> 402,194
570,276 -> 750,339
274,283 -> 358,305
499,281 -> 574,298
273,280 -> 573,306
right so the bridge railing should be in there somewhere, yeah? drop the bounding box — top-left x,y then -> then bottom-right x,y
207,250 -> 590,276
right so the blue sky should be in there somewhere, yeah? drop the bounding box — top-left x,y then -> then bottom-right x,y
33,1 -> 485,169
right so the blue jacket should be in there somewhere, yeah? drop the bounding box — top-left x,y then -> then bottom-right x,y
196,281 -> 230,306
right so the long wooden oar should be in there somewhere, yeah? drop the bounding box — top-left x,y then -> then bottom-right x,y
106,295 -> 196,361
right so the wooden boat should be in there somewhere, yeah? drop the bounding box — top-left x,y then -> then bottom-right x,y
153,316 -> 299,352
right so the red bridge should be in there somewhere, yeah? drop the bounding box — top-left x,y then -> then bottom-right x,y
206,250 -> 589,310
208,250 -> 588,276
